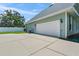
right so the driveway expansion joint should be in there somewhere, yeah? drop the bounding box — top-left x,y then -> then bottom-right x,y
46,48 -> 67,56
28,40 -> 59,56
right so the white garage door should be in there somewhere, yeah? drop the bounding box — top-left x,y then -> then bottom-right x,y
36,20 -> 60,37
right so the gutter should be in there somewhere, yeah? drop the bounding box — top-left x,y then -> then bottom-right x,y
27,7 -> 73,24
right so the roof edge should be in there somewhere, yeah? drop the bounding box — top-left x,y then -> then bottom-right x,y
27,7 -> 73,24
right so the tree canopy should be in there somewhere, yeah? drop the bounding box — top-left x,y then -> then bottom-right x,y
0,9 -> 25,27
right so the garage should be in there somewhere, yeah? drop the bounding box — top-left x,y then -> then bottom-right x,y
36,20 -> 60,37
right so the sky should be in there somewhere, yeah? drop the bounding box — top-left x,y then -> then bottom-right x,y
0,3 -> 51,22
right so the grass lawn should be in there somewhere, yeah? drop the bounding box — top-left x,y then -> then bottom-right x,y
0,32 -> 26,34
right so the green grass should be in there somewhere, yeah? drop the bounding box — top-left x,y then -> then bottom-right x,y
0,32 -> 26,34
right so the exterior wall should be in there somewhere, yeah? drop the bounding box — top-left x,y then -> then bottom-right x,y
26,3 -> 79,38
67,14 -> 79,36
67,3 -> 79,36
76,17 -> 79,33
26,13 -> 66,38
0,27 -> 24,32
26,23 -> 36,32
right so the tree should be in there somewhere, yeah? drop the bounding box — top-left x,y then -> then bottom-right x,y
12,10 -> 25,27
0,9 -> 25,27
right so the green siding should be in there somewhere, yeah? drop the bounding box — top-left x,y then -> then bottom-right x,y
26,3 -> 79,38
26,12 -> 66,38
31,13 -> 65,24
67,12 -> 79,36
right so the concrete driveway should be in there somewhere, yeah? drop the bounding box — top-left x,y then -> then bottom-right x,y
0,33 -> 79,56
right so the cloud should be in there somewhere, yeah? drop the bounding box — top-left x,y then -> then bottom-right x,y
0,5 -> 38,15
0,4 -> 40,22
0,4 -> 47,22
32,9 -> 42,12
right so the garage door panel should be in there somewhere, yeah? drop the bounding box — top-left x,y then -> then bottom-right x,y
36,20 -> 60,37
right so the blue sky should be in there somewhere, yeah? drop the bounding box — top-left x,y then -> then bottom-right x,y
0,3 -> 51,22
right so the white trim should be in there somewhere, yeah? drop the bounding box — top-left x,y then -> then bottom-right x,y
28,7 -> 73,23
65,11 -> 68,38
72,7 -> 79,16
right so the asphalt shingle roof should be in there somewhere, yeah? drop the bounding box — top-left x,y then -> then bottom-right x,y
27,3 -> 75,23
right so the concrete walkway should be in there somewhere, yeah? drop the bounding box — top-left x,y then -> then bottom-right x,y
0,34 -> 79,56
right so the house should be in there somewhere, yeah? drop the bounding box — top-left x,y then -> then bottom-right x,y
26,3 -> 79,38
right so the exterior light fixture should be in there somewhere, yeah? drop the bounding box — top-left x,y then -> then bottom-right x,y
60,18 -> 63,23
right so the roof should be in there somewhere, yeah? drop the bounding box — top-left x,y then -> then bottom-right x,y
27,3 -> 75,23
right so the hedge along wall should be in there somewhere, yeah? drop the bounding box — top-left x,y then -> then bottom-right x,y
0,27 -> 24,32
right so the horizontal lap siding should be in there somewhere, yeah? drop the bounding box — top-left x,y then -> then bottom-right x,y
26,13 -> 65,38
67,13 -> 79,36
